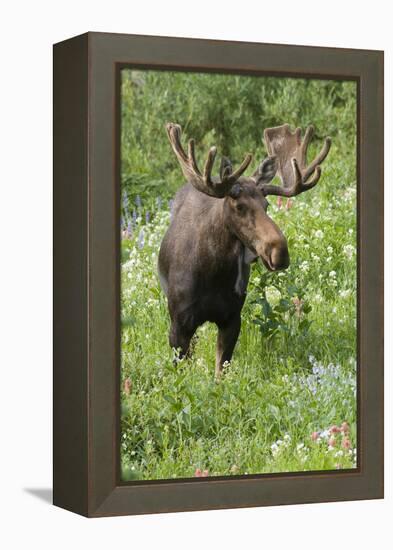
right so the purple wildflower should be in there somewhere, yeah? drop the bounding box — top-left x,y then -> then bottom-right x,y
123,191 -> 129,208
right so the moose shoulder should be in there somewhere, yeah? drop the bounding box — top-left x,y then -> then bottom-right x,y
158,123 -> 331,377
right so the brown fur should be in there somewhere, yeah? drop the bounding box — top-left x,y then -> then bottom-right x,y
158,178 -> 288,377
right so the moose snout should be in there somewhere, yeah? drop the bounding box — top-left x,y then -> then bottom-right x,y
259,237 -> 289,271
269,242 -> 290,271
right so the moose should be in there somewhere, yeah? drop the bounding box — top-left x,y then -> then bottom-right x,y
158,122 -> 331,377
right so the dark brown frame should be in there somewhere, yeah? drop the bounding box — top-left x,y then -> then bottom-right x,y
53,32 -> 384,517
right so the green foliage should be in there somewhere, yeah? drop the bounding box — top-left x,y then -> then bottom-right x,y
120,70 -> 357,480
121,70 -> 356,208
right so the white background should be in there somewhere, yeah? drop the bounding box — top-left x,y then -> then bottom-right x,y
1,1 -> 391,548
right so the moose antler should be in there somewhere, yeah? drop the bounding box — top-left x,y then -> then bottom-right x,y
166,123 -> 252,198
260,124 -> 331,197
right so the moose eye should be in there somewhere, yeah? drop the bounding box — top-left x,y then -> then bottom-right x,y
236,203 -> 246,215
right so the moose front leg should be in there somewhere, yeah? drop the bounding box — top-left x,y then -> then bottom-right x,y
169,321 -> 196,362
215,316 -> 241,378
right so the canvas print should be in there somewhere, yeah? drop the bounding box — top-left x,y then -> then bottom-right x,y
120,70 -> 357,481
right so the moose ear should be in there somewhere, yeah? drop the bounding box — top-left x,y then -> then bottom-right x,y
253,156 -> 277,186
220,156 -> 233,180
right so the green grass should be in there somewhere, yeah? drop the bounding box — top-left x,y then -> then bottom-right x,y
120,70 -> 357,481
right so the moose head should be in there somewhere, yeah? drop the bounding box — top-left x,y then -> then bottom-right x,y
160,122 -> 331,376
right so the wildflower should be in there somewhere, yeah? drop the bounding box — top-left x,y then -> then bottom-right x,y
327,245 -> 333,254
194,468 -> 209,477
135,195 -> 142,208
156,196 -> 162,210
328,436 -> 336,447
277,196 -> 283,209
343,244 -> 356,259
230,464 -> 239,474
311,431 -> 319,441
123,378 -> 132,395
315,229 -> 324,239
329,425 -> 341,434
132,210 -> 137,225
300,261 -> 309,273
271,443 -> 279,456
341,421 -> 350,434
339,289 -> 351,299
265,286 -> 281,305
286,198 -> 294,210
292,296 -> 304,317
145,211 -> 151,224
329,270 -> 336,278
123,191 -> 129,209
342,437 -> 351,450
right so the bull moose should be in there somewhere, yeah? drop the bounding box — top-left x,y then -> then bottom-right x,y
158,122 -> 331,377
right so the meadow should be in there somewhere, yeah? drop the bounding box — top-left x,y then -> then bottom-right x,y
120,70 -> 357,481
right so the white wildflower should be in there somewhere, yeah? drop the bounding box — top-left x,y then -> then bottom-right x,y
300,261 -> 310,273
343,244 -> 356,259
265,286 -> 281,305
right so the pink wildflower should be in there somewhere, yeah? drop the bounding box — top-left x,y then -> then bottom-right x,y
330,425 -> 341,434
277,196 -> 283,209
292,296 -> 304,317
328,437 -> 336,447
342,437 -> 351,450
286,198 -> 294,210
311,431 -> 319,441
341,421 -> 350,434
123,378 -> 132,395
194,468 -> 209,477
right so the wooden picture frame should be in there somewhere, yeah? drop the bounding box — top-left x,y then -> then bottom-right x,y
53,32 -> 384,517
